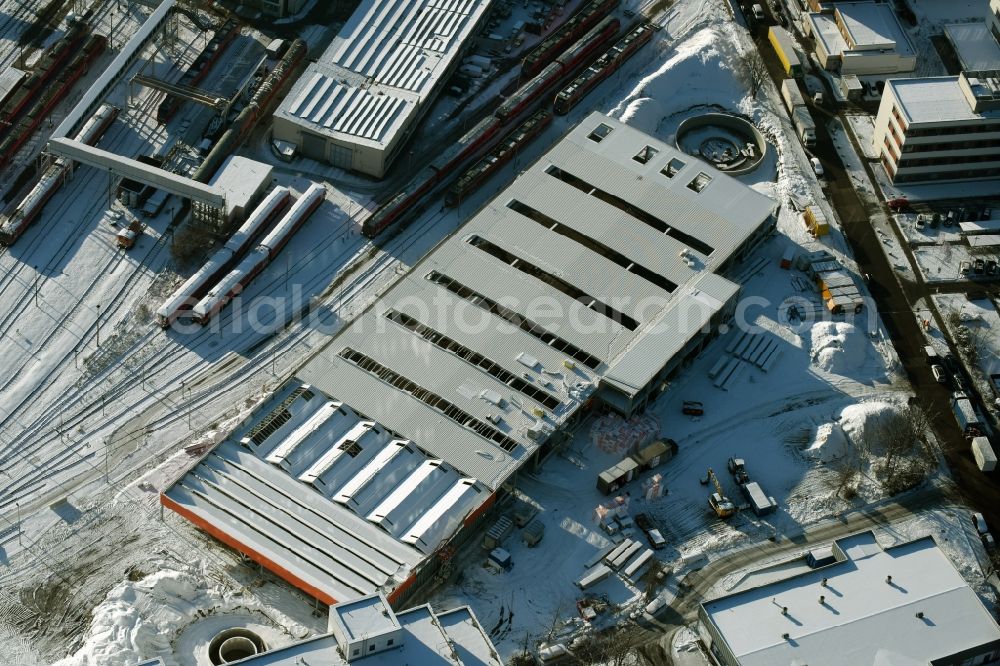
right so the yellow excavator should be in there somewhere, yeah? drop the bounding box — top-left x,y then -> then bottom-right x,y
706,468 -> 736,519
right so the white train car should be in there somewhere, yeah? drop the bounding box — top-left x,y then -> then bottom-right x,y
223,185 -> 291,256
156,186 -> 291,327
75,103 -> 119,146
192,247 -> 270,324
258,182 -> 325,257
155,247 -> 235,327
0,104 -> 118,245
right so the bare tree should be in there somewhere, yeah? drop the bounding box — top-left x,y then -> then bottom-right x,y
738,51 -> 768,99
574,626 -> 643,666
864,404 -> 936,495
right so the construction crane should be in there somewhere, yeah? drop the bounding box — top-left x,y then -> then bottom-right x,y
706,468 -> 736,519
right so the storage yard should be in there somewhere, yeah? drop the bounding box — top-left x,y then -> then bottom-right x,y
0,0 -> 998,664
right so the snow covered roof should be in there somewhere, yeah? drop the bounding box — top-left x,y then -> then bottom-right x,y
298,113 -> 774,488
944,22 -> 1000,72
162,383 -> 492,604
835,2 -> 911,52
274,0 -> 491,151
332,594 -> 400,639
701,531 -> 1000,666
809,4 -> 913,59
887,76 -> 1000,124
207,156 -> 273,217
226,599 -> 500,665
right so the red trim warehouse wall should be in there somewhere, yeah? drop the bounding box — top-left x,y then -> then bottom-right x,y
160,493 -> 339,606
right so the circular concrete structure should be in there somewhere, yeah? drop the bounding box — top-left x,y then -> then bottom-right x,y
675,113 -> 768,175
209,628 -> 267,665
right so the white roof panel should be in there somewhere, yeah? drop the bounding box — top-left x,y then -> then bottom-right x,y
703,532 -> 1000,666
298,113 -> 775,487
274,0 -> 492,151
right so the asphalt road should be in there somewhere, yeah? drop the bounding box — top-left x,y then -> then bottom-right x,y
746,21 -> 1000,535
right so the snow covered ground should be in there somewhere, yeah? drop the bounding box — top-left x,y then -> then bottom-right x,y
0,0 -> 983,663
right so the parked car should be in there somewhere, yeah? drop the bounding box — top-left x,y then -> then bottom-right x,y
751,3 -> 765,19
931,364 -> 947,383
973,511 -> 989,535
810,157 -> 824,177
914,215 -> 925,231
983,207 -> 992,219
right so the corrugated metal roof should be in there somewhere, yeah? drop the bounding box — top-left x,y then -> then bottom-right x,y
164,384 -> 498,601
275,0 -> 490,149
298,113 -> 775,487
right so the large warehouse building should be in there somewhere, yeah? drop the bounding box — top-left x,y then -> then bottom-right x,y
272,0 -> 492,177
699,531 -> 1000,666
163,113 -> 777,608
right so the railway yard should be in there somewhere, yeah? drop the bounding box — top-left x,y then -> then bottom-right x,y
0,0 -> 998,664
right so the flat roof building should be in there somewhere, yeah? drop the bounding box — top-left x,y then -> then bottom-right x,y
699,531 -> 1000,666
196,155 -> 273,223
807,2 -> 915,75
873,71 -> 1000,183
944,22 -> 1000,72
272,0 -> 492,177
298,112 -> 776,480
220,593 -> 501,665
165,113 -> 776,608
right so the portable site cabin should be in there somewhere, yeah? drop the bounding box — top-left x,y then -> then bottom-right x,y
597,457 -> 640,494
804,205 -> 829,237
522,519 -> 545,547
633,439 -> 678,469
483,515 -> 514,549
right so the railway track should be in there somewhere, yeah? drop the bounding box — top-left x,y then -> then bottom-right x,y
0,200 -> 453,520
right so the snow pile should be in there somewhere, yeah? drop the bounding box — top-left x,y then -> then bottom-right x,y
810,322 -> 868,374
53,561 -> 309,666
590,413 -> 660,454
838,400 -> 899,444
609,25 -> 745,136
804,422 -> 849,462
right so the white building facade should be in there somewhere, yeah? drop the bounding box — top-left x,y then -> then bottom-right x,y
873,72 -> 1000,184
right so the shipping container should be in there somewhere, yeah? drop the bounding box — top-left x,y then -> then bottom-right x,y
741,481 -> 777,516
972,436 -> 997,471
768,26 -> 802,77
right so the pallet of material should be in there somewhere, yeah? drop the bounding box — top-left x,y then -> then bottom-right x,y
713,357 -> 741,388
609,540 -> 643,569
577,563 -> 612,589
756,340 -> 779,368
721,360 -> 747,391
748,336 -> 772,365
761,349 -> 784,373
725,330 -> 748,355
708,355 -> 730,379
741,335 -> 766,361
733,333 -> 754,358
622,548 -> 655,579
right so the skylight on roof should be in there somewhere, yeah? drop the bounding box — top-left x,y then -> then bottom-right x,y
588,123 -> 613,142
